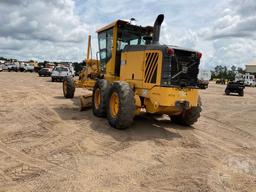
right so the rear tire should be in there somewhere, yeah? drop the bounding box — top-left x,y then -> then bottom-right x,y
63,76 -> 75,98
239,90 -> 244,97
170,96 -> 202,126
107,81 -> 135,129
52,78 -> 55,82
225,89 -> 230,95
92,79 -> 110,117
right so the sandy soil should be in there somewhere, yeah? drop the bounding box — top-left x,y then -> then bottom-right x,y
0,72 -> 255,192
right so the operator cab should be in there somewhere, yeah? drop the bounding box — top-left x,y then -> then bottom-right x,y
96,15 -> 201,88
97,20 -> 153,76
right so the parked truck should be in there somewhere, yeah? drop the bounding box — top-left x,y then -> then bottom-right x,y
235,73 -> 256,87
24,63 -> 34,72
197,70 -> 211,89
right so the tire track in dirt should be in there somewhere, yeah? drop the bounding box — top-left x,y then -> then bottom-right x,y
197,115 -> 256,157
24,96 -> 137,159
1,74 -> 256,191
193,116 -> 256,191
202,114 -> 255,141
0,88 -> 84,176
0,141 -> 87,178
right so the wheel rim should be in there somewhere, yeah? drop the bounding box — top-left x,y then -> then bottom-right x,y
110,92 -> 119,118
63,80 -> 67,95
94,88 -> 101,109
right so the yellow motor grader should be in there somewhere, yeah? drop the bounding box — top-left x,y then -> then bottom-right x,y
63,14 -> 202,129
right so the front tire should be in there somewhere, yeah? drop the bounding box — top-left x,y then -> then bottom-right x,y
107,81 -> 135,129
63,76 -> 75,98
92,79 -> 110,117
170,97 -> 202,126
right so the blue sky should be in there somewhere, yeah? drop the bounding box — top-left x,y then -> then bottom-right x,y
0,0 -> 255,69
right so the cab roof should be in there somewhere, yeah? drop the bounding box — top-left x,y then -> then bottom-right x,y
96,20 -> 128,33
96,19 -> 153,33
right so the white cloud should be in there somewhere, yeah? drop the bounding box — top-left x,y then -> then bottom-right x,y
0,0 -> 88,61
198,0 -> 256,68
0,0 -> 255,68
203,0 -> 256,40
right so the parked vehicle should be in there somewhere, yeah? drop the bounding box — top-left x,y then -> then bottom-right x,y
225,81 -> 245,96
216,78 -> 226,84
24,63 -> 34,72
2,64 -> 9,71
7,63 -> 18,72
38,68 -> 52,77
51,66 -> 74,82
19,62 -> 25,72
235,73 -> 256,87
197,70 -> 211,89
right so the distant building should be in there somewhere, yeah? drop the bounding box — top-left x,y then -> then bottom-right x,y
246,61 -> 256,75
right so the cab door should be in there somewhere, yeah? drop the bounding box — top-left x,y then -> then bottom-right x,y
98,27 -> 118,80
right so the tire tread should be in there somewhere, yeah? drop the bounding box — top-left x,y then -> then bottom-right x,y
63,76 -> 75,98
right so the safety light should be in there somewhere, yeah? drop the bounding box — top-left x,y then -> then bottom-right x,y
167,48 -> 175,56
197,52 -> 202,59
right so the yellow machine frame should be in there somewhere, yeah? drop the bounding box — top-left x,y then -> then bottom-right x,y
94,21 -> 199,114
64,15 -> 202,128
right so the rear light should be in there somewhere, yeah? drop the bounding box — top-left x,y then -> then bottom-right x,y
197,52 -> 202,59
167,48 -> 175,56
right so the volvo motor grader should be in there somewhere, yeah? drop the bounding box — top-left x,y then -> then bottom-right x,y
63,14 -> 202,129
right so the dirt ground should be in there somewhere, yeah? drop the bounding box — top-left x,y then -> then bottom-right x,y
0,72 -> 255,192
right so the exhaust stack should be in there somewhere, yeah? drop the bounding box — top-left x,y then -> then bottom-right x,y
152,14 -> 164,44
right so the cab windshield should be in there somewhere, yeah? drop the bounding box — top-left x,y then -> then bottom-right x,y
117,24 -> 152,51
55,67 -> 68,72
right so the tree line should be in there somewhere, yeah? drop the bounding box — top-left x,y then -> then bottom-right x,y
211,65 -> 245,81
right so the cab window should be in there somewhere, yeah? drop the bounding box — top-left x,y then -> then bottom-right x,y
98,28 -> 113,73
117,28 -> 147,51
